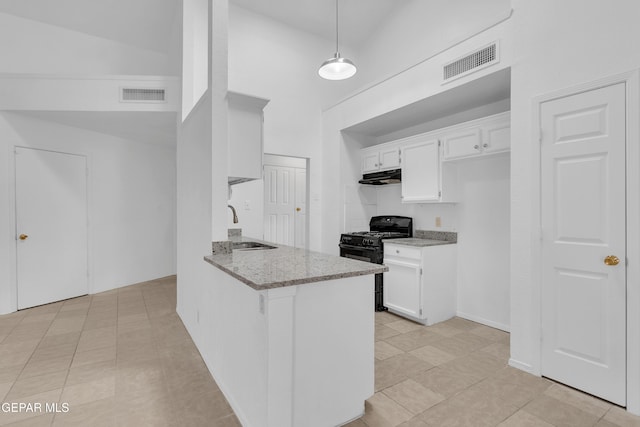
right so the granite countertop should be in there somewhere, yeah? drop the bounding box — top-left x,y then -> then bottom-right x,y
204,237 -> 387,290
384,237 -> 455,247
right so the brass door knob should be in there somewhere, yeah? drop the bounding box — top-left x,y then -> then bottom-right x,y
604,255 -> 620,266
19,234 -> 28,241
296,207 -> 301,212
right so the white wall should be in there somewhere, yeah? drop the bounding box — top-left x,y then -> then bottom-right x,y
229,5 -> 358,251
509,0 -> 640,391
181,0 -> 209,120
176,91 -> 214,348
335,0 -> 511,103
0,12 -> 173,75
0,112 -> 176,314
176,0 -> 230,353
455,155 -> 510,330
375,185 -> 459,231
227,180 -> 264,239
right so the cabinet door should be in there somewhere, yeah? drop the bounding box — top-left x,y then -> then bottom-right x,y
379,147 -> 400,171
228,93 -> 268,180
483,121 -> 510,153
362,150 -> 380,173
401,139 -> 440,202
383,258 -> 422,319
442,128 -> 481,160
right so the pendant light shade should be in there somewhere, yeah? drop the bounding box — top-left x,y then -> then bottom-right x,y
318,53 -> 357,80
319,0 -> 356,80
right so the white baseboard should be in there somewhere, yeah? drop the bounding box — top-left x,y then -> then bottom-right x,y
508,358 -> 533,373
456,311 -> 510,332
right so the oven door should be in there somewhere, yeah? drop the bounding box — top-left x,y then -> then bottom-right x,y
339,243 -> 380,263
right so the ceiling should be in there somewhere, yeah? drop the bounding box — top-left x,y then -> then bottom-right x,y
0,0 -> 180,53
0,0 -> 398,54
231,0 -> 403,48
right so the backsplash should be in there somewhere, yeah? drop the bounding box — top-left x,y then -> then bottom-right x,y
415,230 -> 457,243
228,228 -> 242,238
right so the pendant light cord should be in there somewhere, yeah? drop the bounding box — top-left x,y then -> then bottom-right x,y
335,0 -> 339,53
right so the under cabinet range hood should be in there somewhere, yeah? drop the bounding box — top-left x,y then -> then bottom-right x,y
359,168 -> 401,185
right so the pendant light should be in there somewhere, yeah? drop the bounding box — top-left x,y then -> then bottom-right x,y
318,0 -> 356,80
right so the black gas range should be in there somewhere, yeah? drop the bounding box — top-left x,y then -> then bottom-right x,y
339,216 -> 413,311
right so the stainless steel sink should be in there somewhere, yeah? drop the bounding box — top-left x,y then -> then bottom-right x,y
232,241 -> 277,251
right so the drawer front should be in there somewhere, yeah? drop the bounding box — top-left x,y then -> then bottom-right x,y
384,244 -> 421,260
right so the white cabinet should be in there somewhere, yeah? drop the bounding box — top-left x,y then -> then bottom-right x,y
401,137 -> 440,202
383,243 -> 457,325
442,112 -> 510,161
361,144 -> 401,174
228,91 -> 269,184
482,114 -> 510,154
441,128 -> 481,159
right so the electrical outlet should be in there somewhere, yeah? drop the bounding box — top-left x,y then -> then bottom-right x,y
259,294 -> 265,314
435,216 -> 442,227
244,200 -> 251,210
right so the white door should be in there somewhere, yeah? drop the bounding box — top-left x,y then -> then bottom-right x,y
540,83 -> 626,405
294,168 -> 306,249
264,165 -> 295,245
15,147 -> 88,309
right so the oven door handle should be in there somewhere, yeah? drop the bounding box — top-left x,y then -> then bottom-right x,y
339,244 -> 377,251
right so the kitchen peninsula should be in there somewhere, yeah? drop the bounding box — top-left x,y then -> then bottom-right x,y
202,239 -> 386,427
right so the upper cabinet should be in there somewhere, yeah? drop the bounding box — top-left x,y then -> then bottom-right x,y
441,112 -> 510,161
362,144 -> 401,173
359,111 -> 509,203
228,91 -> 270,185
401,137 -> 440,202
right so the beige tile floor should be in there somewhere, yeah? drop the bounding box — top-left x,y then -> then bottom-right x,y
347,311 -> 640,427
1,277 -> 639,427
0,276 -> 239,427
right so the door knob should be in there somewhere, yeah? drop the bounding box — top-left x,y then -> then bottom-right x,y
604,255 -> 620,266
296,207 -> 301,212
19,234 -> 28,240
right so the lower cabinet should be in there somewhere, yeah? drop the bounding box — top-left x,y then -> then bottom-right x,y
383,243 -> 456,325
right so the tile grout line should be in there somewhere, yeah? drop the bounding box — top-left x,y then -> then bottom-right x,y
51,297 -> 91,427
3,301 -> 64,406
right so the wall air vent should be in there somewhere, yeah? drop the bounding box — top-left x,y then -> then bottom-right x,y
120,88 -> 166,103
443,42 -> 499,83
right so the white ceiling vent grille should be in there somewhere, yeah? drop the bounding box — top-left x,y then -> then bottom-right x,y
443,42 -> 499,83
120,88 -> 166,103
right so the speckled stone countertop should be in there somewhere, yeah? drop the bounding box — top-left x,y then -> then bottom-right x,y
385,230 -> 458,248
204,237 -> 387,290
384,238 -> 455,247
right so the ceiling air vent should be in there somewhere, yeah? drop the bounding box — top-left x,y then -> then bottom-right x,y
443,42 -> 499,83
120,88 -> 166,103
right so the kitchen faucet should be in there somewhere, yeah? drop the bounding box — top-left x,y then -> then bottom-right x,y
228,204 -> 239,224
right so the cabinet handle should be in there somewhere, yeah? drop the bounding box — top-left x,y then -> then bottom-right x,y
474,145 -> 480,150
483,143 -> 488,148
396,249 -> 400,254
